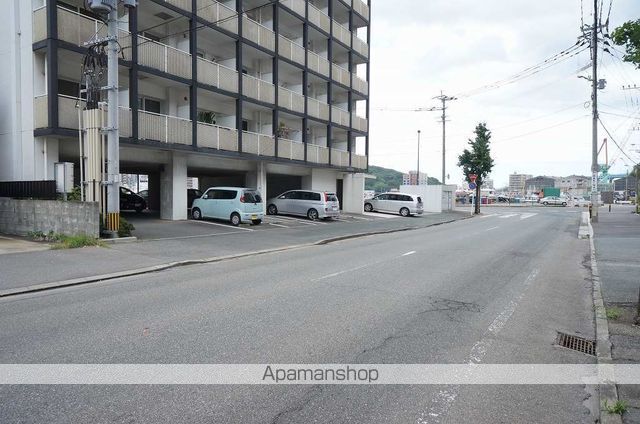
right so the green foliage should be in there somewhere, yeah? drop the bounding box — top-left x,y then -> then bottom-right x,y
606,307 -> 622,320
28,230 -> 102,249
67,186 -> 82,201
118,216 -> 135,237
612,20 -> 640,68
28,230 -> 64,242
457,122 -> 495,186
197,111 -> 216,124
604,400 -> 628,415
365,165 -> 440,192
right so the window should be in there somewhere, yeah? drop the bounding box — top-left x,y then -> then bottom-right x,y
388,194 -> 399,201
376,194 -> 388,200
289,191 -> 303,200
244,191 -> 262,203
139,97 -> 162,114
325,193 -> 338,202
242,120 -> 249,131
311,192 -> 322,201
219,190 -> 237,200
58,79 -> 81,97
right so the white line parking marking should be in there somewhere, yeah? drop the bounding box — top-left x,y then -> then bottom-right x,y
191,220 -> 254,231
480,214 -> 498,218
363,212 -> 400,219
268,222 -> 289,228
519,213 -> 537,220
499,213 -> 518,218
402,251 -> 416,256
142,231 -> 246,242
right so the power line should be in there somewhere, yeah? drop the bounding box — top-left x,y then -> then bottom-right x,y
599,116 -> 639,164
492,115 -> 590,143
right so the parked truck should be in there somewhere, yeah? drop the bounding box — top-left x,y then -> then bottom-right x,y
541,187 -> 560,198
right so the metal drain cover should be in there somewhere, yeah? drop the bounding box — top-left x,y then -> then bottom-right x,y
556,332 -> 596,356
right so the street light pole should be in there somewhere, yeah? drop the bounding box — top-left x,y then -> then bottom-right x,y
417,130 -> 421,185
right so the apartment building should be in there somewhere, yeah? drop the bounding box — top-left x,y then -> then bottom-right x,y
402,171 -> 427,186
508,173 -> 532,194
1,0 -> 370,219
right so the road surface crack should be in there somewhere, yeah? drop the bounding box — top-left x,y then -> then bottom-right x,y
270,385 -> 324,424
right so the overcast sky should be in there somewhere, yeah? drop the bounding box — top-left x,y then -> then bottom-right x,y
367,0 -> 639,188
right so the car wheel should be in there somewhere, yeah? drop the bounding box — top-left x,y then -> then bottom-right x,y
562,202 -> 567,207
364,203 -> 373,212
192,208 -> 202,220
267,204 -> 278,215
307,208 -> 319,220
135,206 -> 144,213
400,207 -> 410,217
251,219 -> 262,225
543,202 -> 548,206
230,213 -> 241,226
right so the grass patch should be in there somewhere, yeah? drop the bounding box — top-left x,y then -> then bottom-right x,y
28,231 -> 103,249
604,400 -> 628,415
606,307 -> 622,320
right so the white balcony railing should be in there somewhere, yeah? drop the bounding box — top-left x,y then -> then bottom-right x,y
332,63 -> 350,87
307,143 -> 329,164
332,20 -> 351,47
352,74 -> 368,95
197,57 -> 239,92
278,35 -> 305,66
331,106 -> 350,127
44,95 -> 131,137
331,148 -> 350,167
242,74 -> 275,103
277,138 -> 305,161
242,16 -> 275,51
307,97 -> 330,121
197,122 -> 239,152
351,113 -> 368,132
353,0 -> 370,20
308,3 -> 331,33
138,34 -> 191,79
139,110 -> 192,145
307,51 -> 330,77
278,86 -> 304,113
352,33 -> 369,58
352,153 -> 368,170
196,0 -> 238,33
280,0 -> 306,17
34,95 -> 48,129
242,131 -> 275,156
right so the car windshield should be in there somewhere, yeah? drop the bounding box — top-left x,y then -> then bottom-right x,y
244,191 -> 262,203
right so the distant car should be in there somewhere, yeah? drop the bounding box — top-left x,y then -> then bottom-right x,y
187,189 -> 203,209
364,192 -> 423,216
191,187 -> 263,226
267,190 -> 340,220
572,197 -> 590,207
540,196 -> 567,206
120,186 -> 147,213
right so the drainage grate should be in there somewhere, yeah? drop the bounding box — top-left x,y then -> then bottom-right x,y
556,332 -> 596,356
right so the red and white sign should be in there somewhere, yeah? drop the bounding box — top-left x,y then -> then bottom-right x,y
468,174 -> 477,183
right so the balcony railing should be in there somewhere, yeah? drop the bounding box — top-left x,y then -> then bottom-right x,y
33,6 -> 47,43
353,0 -> 370,20
307,51 -> 330,77
164,0 -> 191,12
332,63 -> 350,87
34,95 -> 48,129
138,34 -> 191,79
331,106 -> 350,127
351,113 -> 368,132
197,122 -> 238,152
280,0 -> 306,17
331,148 -> 350,167
242,131 -> 275,156
307,144 -> 329,164
352,33 -> 369,58
242,74 -> 275,103
138,110 -> 192,145
278,86 -> 305,113
352,153 -> 368,170
242,16 -> 275,51
307,97 -> 330,121
196,0 -> 238,33
308,3 -> 331,33
352,74 -> 368,96
277,138 -> 305,161
278,35 -> 305,66
332,20 -> 351,47
197,57 -> 239,92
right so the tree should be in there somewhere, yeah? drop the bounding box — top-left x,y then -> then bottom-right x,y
457,122 -> 495,214
612,20 -> 640,68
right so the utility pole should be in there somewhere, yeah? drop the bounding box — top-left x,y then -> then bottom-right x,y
590,0 -> 600,221
416,130 -> 421,185
105,6 -> 120,236
433,92 -> 457,185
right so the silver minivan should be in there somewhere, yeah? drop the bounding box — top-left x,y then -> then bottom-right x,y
267,190 -> 340,220
364,192 -> 423,216
191,187 -> 264,226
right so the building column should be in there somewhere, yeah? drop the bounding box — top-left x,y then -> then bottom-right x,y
33,137 -> 59,180
160,152 -> 188,220
246,161 -> 267,213
342,173 -> 365,214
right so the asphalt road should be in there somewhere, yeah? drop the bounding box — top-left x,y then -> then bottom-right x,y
0,207 -> 598,423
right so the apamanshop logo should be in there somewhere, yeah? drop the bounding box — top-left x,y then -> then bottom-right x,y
263,365 -> 379,383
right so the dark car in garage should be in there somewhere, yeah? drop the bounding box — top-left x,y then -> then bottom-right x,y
120,186 -> 147,213
188,189 -> 203,209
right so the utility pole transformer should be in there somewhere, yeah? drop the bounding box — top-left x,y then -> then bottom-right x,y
590,0 -> 600,221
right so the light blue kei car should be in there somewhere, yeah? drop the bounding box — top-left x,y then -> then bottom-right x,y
191,187 -> 264,226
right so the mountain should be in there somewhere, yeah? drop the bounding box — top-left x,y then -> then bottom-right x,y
365,165 -> 441,192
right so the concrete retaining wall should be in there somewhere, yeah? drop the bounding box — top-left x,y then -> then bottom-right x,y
0,198 -> 99,237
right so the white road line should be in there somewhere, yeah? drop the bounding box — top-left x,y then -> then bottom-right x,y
484,226 -> 499,231
268,222 -> 289,228
498,213 -> 518,218
363,212 -> 399,219
402,251 -> 416,256
272,216 -> 323,225
314,263 -> 372,281
519,213 -> 537,220
480,214 -> 498,218
190,220 -> 254,231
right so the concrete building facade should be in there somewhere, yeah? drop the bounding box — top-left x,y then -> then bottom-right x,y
402,171 -> 428,186
1,0 -> 370,218
508,173 -> 532,194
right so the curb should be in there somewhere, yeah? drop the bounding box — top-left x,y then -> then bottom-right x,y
0,215 -> 473,298
100,236 -> 138,244
588,218 -> 623,424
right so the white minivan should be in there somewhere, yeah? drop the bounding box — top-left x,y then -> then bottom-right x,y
364,192 -> 423,216
191,187 -> 264,226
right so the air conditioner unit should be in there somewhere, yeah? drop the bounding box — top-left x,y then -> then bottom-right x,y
86,0 -> 116,13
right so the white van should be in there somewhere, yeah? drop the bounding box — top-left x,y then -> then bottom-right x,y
364,192 -> 423,216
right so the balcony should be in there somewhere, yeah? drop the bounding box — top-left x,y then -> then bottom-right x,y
34,95 -> 48,129
307,51 -> 330,77
332,63 -> 350,87
137,34 -> 191,80
352,33 -> 369,58
308,3 -> 331,33
331,148 -> 349,167
242,16 -> 275,51
331,106 -> 350,127
138,110 -> 192,145
278,87 -> 305,113
307,97 -> 330,121
351,153 -> 367,170
352,74 -> 368,95
33,6 -> 47,43
353,0 -> 370,21
278,35 -> 305,66
280,0 -> 306,17
277,138 -> 305,161
196,0 -> 238,33
197,57 -> 239,92
164,0 -> 191,12
351,113 -> 367,132
307,144 -> 329,164
332,20 -> 351,47
197,122 -> 239,152
242,131 -> 275,156
243,74 -> 275,104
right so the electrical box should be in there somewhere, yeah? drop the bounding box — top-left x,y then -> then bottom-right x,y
55,162 -> 74,194
86,0 -> 116,13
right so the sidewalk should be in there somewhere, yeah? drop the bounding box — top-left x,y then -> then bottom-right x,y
0,211 -> 469,295
593,205 -> 640,423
